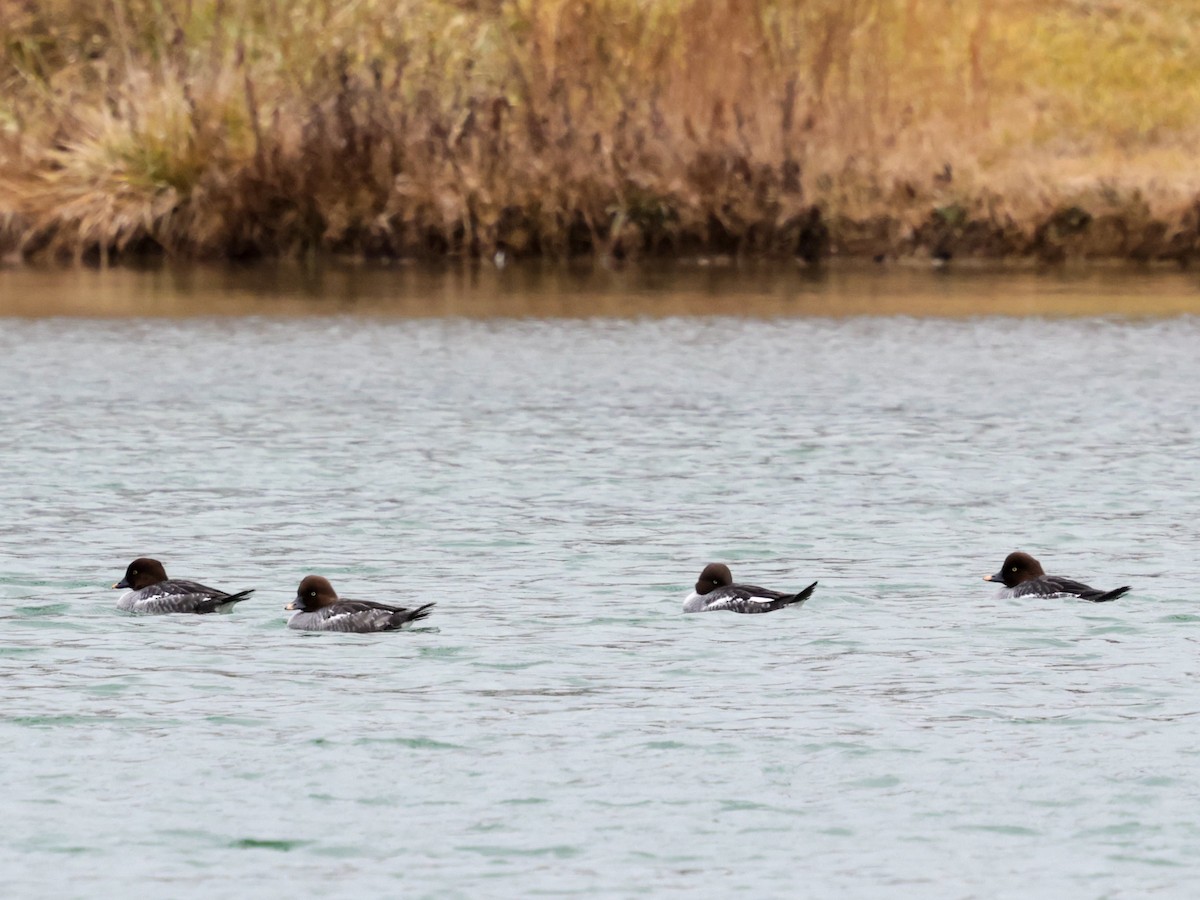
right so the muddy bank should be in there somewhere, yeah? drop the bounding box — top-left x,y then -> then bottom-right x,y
5,195 -> 1200,267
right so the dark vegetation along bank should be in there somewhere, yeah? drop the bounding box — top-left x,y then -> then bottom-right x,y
4,0 -> 1200,265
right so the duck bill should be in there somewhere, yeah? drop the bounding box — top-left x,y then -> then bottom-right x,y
983,572 -> 1003,583
284,600 -> 299,611
113,579 -> 129,589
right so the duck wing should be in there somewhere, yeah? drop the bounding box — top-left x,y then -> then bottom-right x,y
699,581 -> 817,614
316,600 -> 435,632
1013,576 -> 1128,602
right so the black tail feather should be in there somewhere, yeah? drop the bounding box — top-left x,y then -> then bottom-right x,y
791,581 -> 818,605
1084,585 -> 1130,603
390,602 -> 435,628
755,581 -> 818,613
196,588 -> 254,614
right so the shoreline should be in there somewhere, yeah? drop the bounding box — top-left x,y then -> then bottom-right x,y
5,202 -> 1200,269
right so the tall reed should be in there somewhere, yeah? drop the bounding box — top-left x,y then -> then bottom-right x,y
3,0 -> 1200,262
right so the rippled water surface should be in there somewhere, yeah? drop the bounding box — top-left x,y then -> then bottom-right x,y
3,267 -> 1200,897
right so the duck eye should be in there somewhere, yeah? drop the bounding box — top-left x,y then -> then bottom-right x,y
310,591 -> 316,597
1010,566 -> 1017,572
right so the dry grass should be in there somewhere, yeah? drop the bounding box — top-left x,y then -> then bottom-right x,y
3,0 -> 1200,263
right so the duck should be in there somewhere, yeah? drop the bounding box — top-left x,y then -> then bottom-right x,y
683,563 -> 817,613
983,551 -> 1129,602
112,557 -> 254,614
285,575 -> 434,632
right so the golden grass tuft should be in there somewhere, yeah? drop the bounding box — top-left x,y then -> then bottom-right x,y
4,0 -> 1200,263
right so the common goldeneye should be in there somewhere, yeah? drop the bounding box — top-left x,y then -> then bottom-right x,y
683,563 -> 817,614
983,551 -> 1130,602
285,575 -> 434,632
112,557 -> 254,614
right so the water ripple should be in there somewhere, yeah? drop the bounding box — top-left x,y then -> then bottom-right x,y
1,312 -> 1199,895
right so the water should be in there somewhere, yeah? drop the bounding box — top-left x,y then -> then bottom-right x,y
3,266 -> 1200,897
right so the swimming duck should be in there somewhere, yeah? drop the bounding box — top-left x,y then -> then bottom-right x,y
983,551 -> 1129,602
113,557 -> 254,614
286,575 -> 434,632
683,563 -> 817,614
